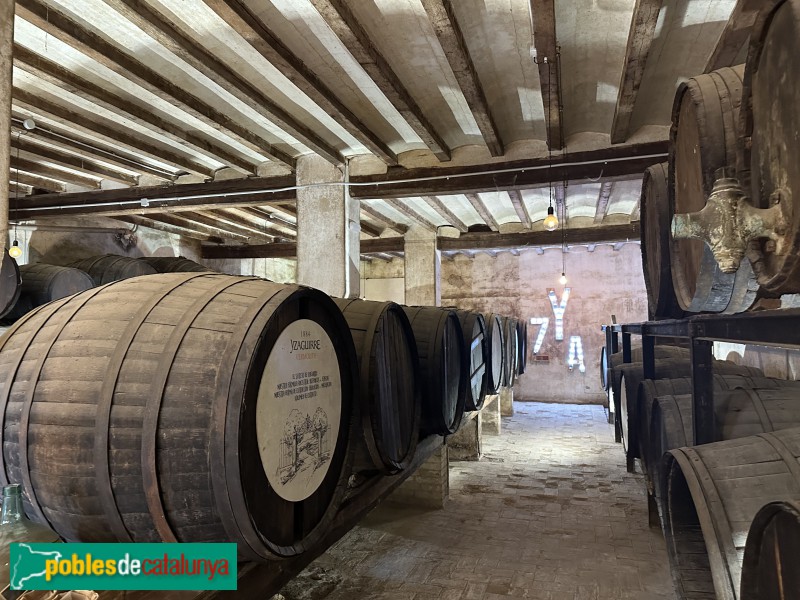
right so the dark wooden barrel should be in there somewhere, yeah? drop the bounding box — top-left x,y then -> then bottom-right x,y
0,250 -> 22,320
455,310 -> 489,411
69,254 -> 157,285
484,313 -> 505,394
403,307 -> 466,436
6,263 -> 95,321
502,317 -> 519,387
606,345 -> 691,413
740,500 -> 800,600
0,273 -> 357,561
738,0 -> 800,294
139,256 -> 212,273
669,65 -> 758,314
641,163 -> 684,320
516,320 -> 527,375
333,298 -> 420,474
662,427 -> 800,600
617,359 -> 762,470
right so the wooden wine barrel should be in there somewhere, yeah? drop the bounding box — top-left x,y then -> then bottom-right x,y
606,345 -> 691,413
69,254 -> 157,285
650,384 -> 800,502
738,0 -> 800,293
484,313 -> 505,394
617,359 -> 762,470
740,500 -> 800,600
641,163 -> 685,320
502,317 -> 519,387
669,65 -> 758,314
139,256 -> 212,273
333,298 -> 420,474
0,250 -> 21,320
516,320 -> 527,375
662,427 -> 800,600
6,263 -> 95,321
0,273 -> 357,561
455,310 -> 489,411
403,307 -> 466,436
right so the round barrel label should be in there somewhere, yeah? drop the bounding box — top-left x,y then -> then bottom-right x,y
256,319 -> 341,502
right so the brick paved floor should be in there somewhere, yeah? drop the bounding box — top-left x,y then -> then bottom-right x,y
278,402 -> 675,600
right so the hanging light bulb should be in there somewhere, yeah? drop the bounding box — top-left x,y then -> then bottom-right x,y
543,206 -> 559,231
559,272 -> 567,286
8,240 -> 22,259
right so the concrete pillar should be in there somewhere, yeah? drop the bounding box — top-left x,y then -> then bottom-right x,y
296,155 -> 360,298
448,413 -> 481,461
390,445 -> 449,509
500,387 -> 514,416
0,0 -> 14,249
482,395 -> 501,435
404,226 -> 440,306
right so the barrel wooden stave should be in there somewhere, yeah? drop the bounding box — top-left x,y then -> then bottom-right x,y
0,250 -> 21,319
334,298 -> 420,474
740,500 -> 800,600
641,163 -> 685,320
139,256 -> 212,273
0,274 -> 357,560
455,310 -> 489,411
403,307 -> 466,436
69,254 -> 157,285
484,313 -> 505,394
662,427 -> 800,600
501,316 -> 519,387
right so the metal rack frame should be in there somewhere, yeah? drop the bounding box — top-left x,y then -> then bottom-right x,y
604,308 -> 800,445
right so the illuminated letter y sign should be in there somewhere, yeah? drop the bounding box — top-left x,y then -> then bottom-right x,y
547,287 -> 570,341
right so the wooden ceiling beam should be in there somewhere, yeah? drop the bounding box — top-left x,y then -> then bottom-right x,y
8,182 -> 33,196
9,171 -> 66,193
705,0 -> 762,73
15,0 -> 297,170
530,0 -> 562,150
10,155 -> 100,189
357,219 -> 383,238
10,132 -> 137,186
201,222 -> 639,258
13,90 -> 212,178
309,0 -> 450,161
594,182 -> 613,223
423,196 -> 468,232
203,0 -> 397,166
384,198 -> 438,230
111,214 -> 222,243
360,203 -> 409,235
420,0 -> 503,156
507,190 -> 532,229
14,46 -> 256,174
465,193 -> 500,231
102,0 -> 335,167
226,207 -> 297,238
610,0 -> 663,144
122,212 -> 248,242
182,210 -> 275,243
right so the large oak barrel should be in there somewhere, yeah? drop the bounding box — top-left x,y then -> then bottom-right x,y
662,427 -> 800,600
502,317 -> 519,387
455,310 -> 489,411
69,254 -> 157,285
484,313 -> 505,394
516,320 -> 527,375
641,163 -> 684,320
6,263 -> 95,321
0,250 -> 21,320
604,344 -> 690,395
0,273 -> 357,560
617,359 -> 762,469
738,0 -> 800,293
333,298 -> 420,474
403,307 -> 466,436
669,65 -> 758,313
139,256 -> 212,273
740,500 -> 800,600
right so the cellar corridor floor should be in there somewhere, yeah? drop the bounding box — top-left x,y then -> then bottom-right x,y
277,403 -> 675,600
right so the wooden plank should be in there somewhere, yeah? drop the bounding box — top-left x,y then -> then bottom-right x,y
507,190 -> 532,229
9,171 -> 65,193
423,196 -> 468,232
530,0 -> 562,150
420,0 -> 503,156
186,211 -> 276,243
233,207 -> 297,238
309,0 -> 451,161
15,0 -> 297,170
10,155 -> 100,189
111,215 -> 223,243
119,212 -> 248,243
385,198 -> 438,230
210,208 -> 293,240
358,219 -> 383,238
704,0 -> 762,73
465,193 -> 500,231
594,182 -> 614,223
610,0 -> 663,144
360,203 -> 409,235
202,0 -> 396,165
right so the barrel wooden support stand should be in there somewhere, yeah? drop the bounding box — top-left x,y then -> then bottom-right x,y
448,410 -> 482,461
482,394 -> 501,435
499,387 -> 513,417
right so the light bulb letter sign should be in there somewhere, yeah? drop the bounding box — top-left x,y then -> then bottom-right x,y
567,336 -> 585,373
529,317 -> 549,354
547,287 -> 570,341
